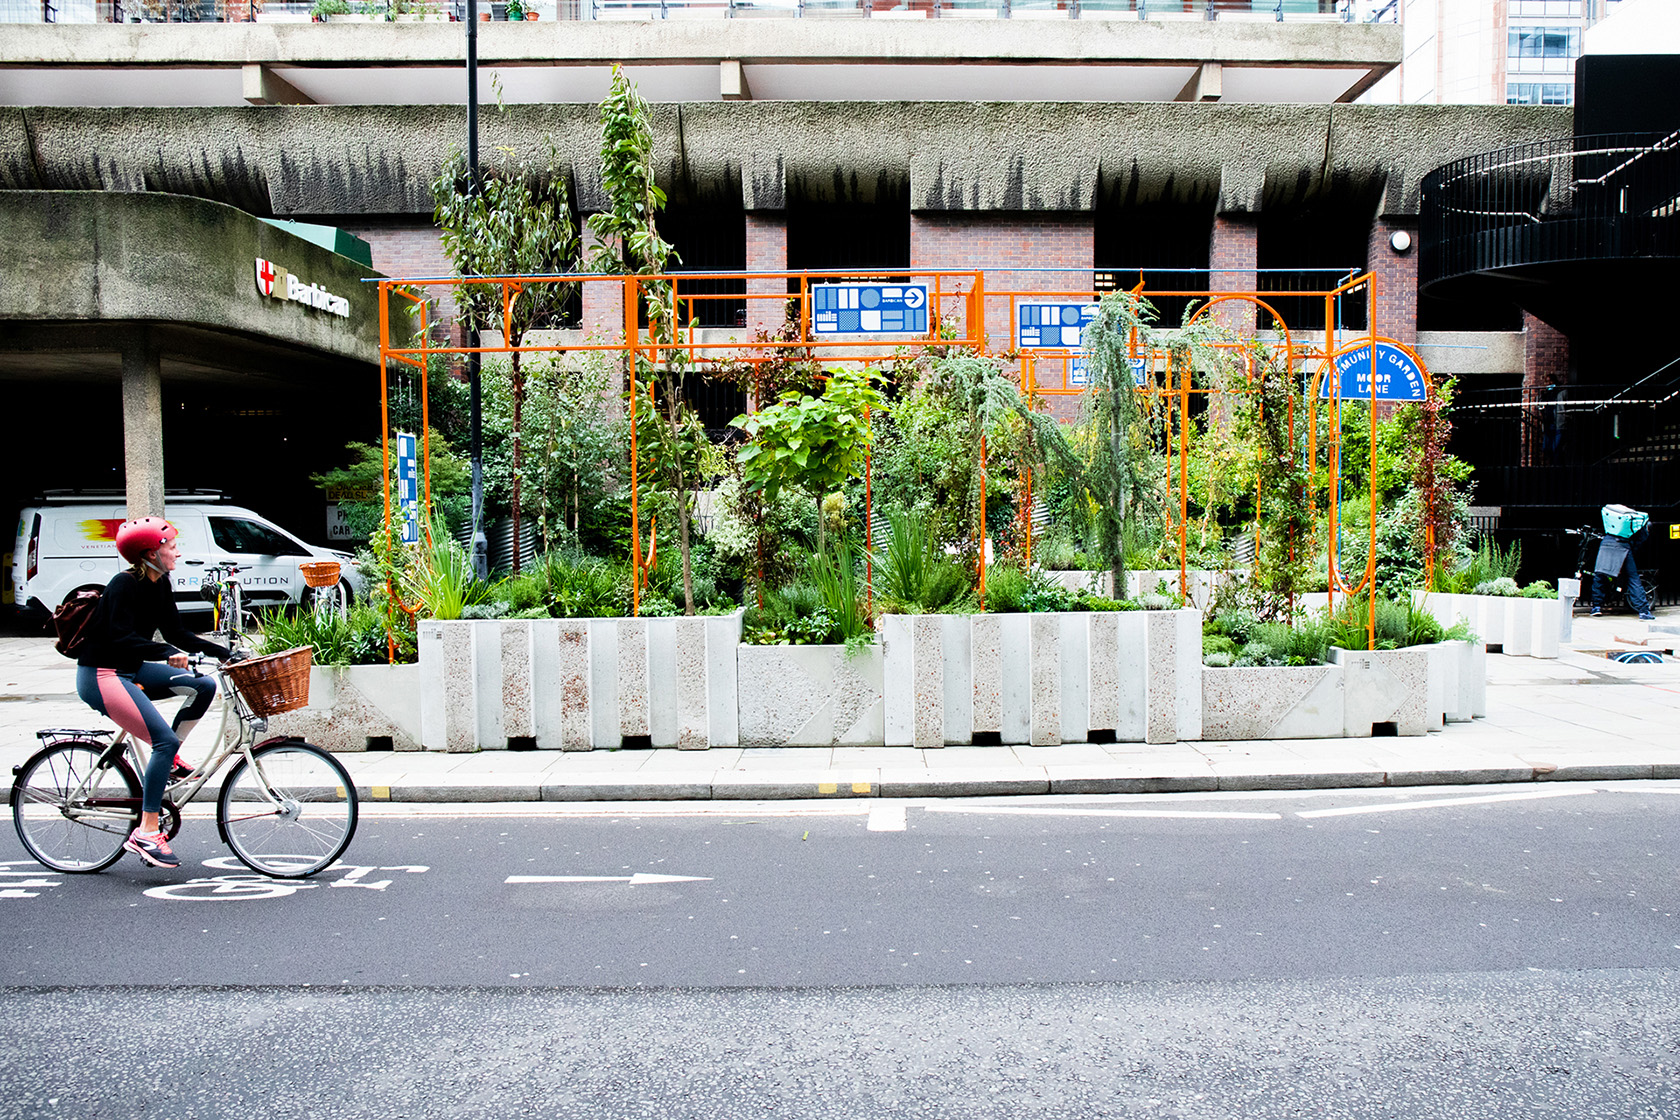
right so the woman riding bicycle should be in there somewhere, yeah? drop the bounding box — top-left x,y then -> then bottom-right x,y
74,517 -> 231,869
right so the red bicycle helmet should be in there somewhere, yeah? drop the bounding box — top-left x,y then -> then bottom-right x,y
115,517 -> 178,564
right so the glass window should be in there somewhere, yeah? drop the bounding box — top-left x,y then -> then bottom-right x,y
1507,82 -> 1575,106
1508,26 -> 1581,60
209,518 -> 308,557
1510,1 -> 1580,16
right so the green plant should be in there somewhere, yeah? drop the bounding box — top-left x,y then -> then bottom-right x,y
733,367 -> 886,505
432,125 -> 579,576
258,600 -> 395,667
809,540 -> 871,644
310,0 -> 349,15
403,519 -> 499,620
1521,580 -> 1557,599
1473,577 -> 1521,597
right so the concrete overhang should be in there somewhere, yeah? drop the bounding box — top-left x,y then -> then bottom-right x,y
0,190 -> 400,385
0,19 -> 1399,106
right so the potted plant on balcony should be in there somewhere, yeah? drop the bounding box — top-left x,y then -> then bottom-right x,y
504,0 -> 525,18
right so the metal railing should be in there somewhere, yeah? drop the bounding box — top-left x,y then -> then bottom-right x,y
3,0 -> 1388,22
1419,130 -> 1680,290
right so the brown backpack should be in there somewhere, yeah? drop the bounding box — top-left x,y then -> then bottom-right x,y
52,588 -> 104,659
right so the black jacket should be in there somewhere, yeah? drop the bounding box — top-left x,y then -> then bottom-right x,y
76,570 -> 232,673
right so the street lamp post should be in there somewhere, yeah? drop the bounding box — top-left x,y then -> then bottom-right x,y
466,0 -> 489,579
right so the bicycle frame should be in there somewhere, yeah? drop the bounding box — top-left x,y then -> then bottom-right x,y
54,659 -> 290,831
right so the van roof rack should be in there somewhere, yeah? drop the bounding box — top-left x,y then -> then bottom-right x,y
37,489 -> 227,502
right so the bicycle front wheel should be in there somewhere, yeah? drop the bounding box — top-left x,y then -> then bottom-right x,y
11,741 -> 140,873
216,740 -> 357,879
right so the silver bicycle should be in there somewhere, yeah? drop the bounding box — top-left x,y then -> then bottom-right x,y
10,650 -> 357,879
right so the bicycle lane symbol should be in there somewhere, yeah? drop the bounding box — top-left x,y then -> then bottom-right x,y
142,858 -> 430,901
0,860 -> 64,900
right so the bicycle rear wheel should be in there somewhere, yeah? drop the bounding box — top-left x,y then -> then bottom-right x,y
216,740 -> 357,879
11,741 -> 141,873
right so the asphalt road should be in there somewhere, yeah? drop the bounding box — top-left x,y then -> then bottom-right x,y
2,783 -> 1677,1118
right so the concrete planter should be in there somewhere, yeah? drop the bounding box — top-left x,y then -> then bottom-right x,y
1123,569 -> 1242,610
1411,591 -> 1560,658
737,644 -> 885,747
267,663 -> 422,752
1202,663 -> 1343,740
1043,569 -> 1112,597
1330,646 -> 1432,737
417,613 -> 742,752
1402,638 -> 1485,728
879,609 -> 1201,747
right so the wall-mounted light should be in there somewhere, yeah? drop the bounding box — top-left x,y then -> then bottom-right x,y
1389,230 -> 1413,254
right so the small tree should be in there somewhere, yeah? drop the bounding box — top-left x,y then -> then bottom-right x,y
432,143 -> 579,575
589,65 -> 714,614
1080,289 -> 1160,596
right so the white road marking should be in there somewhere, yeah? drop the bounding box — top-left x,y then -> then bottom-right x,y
925,805 -> 1284,821
505,873 -> 712,886
1296,787 -> 1598,819
868,804 -> 908,831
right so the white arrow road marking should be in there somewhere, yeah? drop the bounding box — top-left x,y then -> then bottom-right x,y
1296,787 -> 1597,819
926,805 -> 1283,821
505,874 -> 712,886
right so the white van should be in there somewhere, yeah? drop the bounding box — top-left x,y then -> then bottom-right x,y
11,491 -> 364,617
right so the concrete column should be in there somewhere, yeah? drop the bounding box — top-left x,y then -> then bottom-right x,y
745,211 -> 787,339
1209,214 -> 1258,336
120,336 -> 165,520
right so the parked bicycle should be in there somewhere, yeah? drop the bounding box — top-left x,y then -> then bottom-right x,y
299,559 -> 348,621
198,561 -> 253,635
1566,525 -> 1659,615
10,646 -> 357,879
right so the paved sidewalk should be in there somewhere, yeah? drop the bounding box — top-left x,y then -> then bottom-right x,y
4,611 -> 1677,802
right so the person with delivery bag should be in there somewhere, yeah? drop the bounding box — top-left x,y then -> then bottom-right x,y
1591,504 -> 1655,621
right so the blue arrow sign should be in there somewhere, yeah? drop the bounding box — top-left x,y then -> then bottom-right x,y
1320,341 -> 1427,402
1066,356 -> 1146,388
811,283 -> 929,335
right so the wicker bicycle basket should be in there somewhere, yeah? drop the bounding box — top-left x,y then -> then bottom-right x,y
225,646 -> 313,717
299,560 -> 342,589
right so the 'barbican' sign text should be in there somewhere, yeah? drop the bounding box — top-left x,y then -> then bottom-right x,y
255,258 -> 351,319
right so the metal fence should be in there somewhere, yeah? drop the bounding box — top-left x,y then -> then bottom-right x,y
1420,130 -> 1680,290
4,0 -> 1388,23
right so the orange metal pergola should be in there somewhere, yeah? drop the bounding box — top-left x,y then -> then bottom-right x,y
375,267 -> 1429,652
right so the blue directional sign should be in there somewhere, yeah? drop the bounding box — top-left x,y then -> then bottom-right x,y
1320,341 -> 1428,402
396,431 -> 420,545
811,283 -> 929,335
1018,302 -> 1098,350
1066,356 -> 1146,388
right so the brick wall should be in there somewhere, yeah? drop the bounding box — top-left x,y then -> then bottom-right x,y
1209,214 -> 1258,336
332,218 -> 461,338
745,212 -> 788,334
1521,310 -> 1570,466
911,212 -> 1093,423
1366,218 -> 1419,348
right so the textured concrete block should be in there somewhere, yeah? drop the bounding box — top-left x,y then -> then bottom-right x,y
473,621 -> 503,750
1086,613 -> 1119,734
999,613 -> 1032,745
941,614 -> 973,745
706,611 -> 743,748
647,618 -> 680,749
1202,664 -> 1343,740
1144,610 -> 1178,744
1029,613 -> 1061,746
588,619 -> 621,749
737,644 -> 884,747
553,620 -> 593,750
618,618 -> 650,738
269,664 -> 422,753
912,614 -> 944,749
500,619 -> 535,741
1059,613 -> 1089,744
417,621 -> 449,752
1334,647 -> 1429,737
971,613 -> 1003,735
673,617 -> 709,749
1114,611 -> 1147,741
882,614 -> 914,747
1175,609 -> 1202,742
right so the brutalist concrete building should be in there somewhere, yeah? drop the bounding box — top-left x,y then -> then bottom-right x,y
2,5 -> 1673,583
